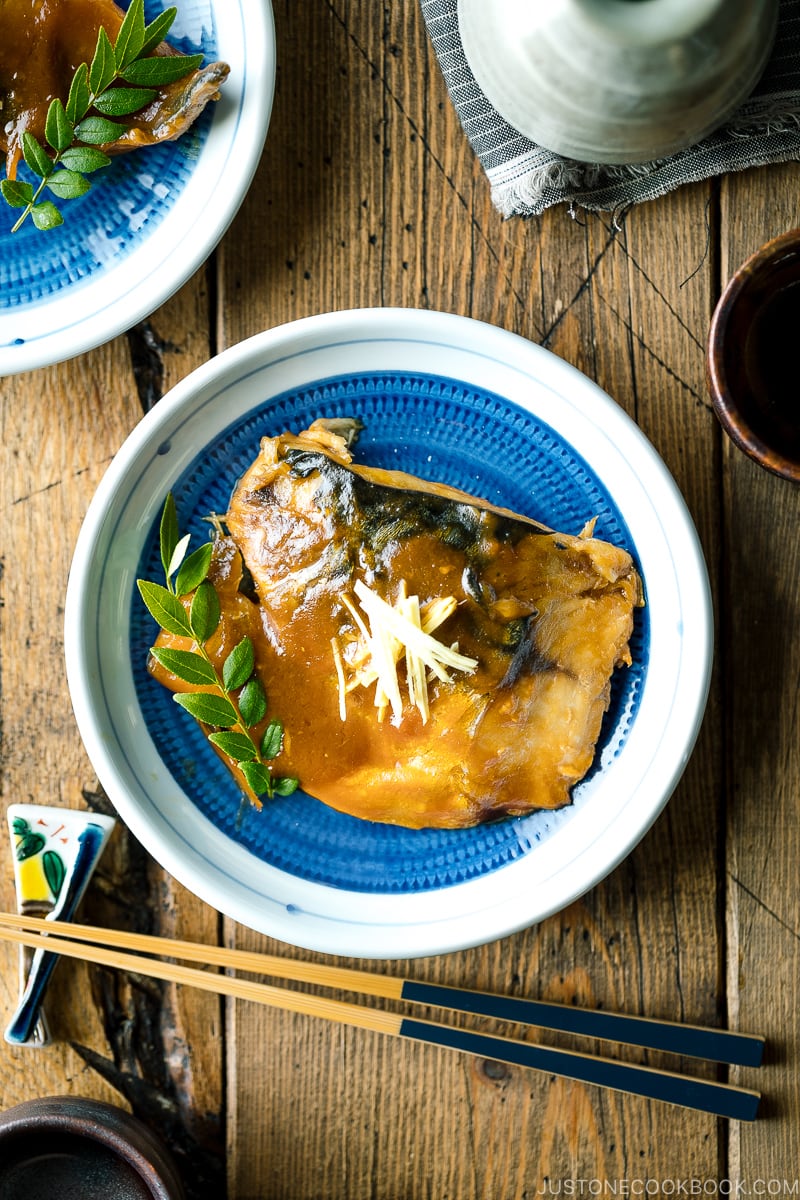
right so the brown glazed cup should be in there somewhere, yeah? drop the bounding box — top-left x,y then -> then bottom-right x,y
707,227 -> 800,484
0,1096 -> 185,1200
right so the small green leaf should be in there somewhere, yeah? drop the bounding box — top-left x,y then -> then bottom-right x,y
89,26 -> 118,96
45,99 -> 74,153
65,62 -> 91,124
31,202 -> 64,231
174,542 -> 213,596
167,532 -> 191,582
239,678 -> 267,727
208,730 -> 259,763
43,850 -> 67,899
22,132 -> 55,179
12,817 -> 30,837
159,494 -> 179,580
115,0 -> 146,70
137,490 -> 299,802
16,832 -> 46,861
140,8 -> 178,57
121,53 -> 203,87
137,579 -> 193,637
223,636 -> 255,692
74,115 -> 124,145
239,759 -> 274,797
189,579 -> 221,643
46,169 -> 91,200
93,86 -> 158,117
174,690 -> 238,728
260,718 -> 284,761
60,146 -> 111,174
1,179 -> 34,208
149,646 -> 217,686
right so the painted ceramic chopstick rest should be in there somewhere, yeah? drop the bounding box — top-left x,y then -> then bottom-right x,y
5,804 -> 115,1046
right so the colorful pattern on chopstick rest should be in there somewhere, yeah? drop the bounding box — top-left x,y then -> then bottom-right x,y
7,804 -> 116,1046
129,371 -> 650,896
9,805 -> 116,914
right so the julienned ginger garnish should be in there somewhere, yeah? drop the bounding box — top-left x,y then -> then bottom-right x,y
331,578 -> 478,726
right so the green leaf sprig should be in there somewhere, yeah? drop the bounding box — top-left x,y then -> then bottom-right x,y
1,0 -> 203,232
137,494 -> 299,803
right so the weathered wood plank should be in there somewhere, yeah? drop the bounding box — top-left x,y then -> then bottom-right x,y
0,274 -> 224,1198
719,161 -> 800,1185
0,338 -> 142,1108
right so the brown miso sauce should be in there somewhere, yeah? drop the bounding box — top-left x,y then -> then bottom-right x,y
743,279 -> 800,451
0,0 -> 124,173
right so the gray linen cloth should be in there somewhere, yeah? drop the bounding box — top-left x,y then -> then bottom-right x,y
420,0 -> 800,216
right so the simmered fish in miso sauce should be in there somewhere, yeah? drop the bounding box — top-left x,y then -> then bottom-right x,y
151,420 -> 643,829
0,0 -> 228,179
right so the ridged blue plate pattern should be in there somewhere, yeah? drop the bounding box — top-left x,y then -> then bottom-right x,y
0,0 -> 274,373
130,372 -> 649,893
65,309 -> 712,958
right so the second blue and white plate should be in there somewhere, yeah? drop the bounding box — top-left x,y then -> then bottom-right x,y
64,308 -> 712,958
0,0 -> 273,375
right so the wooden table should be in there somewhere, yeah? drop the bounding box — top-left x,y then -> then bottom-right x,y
2,4 -> 799,1196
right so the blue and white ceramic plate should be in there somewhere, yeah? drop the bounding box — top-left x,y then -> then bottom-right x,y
64,309 -> 712,958
0,0 -> 273,376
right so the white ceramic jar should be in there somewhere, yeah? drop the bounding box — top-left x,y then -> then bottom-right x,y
458,0 -> 779,163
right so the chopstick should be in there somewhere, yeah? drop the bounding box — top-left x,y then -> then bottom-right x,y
0,913 -> 762,1121
0,910 -> 764,1066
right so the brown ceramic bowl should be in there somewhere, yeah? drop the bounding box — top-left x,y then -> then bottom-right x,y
0,1096 -> 185,1200
707,227 -> 800,484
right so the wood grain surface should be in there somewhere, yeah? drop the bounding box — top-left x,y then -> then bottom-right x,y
1,3 -> 799,1198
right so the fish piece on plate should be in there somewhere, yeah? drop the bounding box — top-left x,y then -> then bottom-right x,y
153,420 -> 644,829
0,0 -> 228,179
